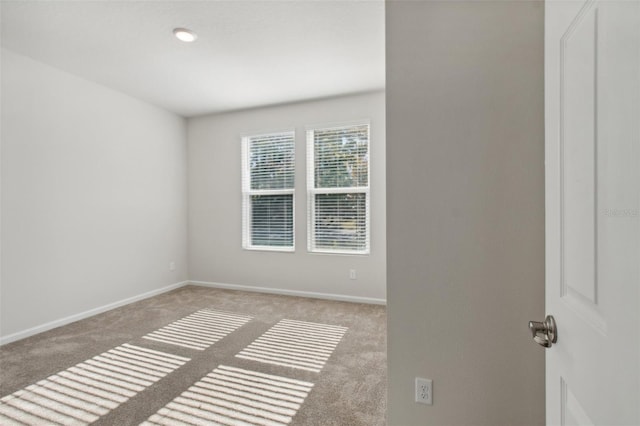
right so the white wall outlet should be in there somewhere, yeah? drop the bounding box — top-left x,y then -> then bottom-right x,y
349,269 -> 357,280
415,377 -> 433,405
169,261 -> 176,271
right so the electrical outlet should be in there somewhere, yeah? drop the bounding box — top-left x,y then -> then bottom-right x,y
169,261 -> 176,271
415,377 -> 432,405
349,269 -> 357,280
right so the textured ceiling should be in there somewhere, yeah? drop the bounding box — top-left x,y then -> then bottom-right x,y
0,0 -> 385,117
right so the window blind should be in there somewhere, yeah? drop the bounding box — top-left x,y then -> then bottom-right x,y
242,131 -> 295,250
307,123 -> 370,254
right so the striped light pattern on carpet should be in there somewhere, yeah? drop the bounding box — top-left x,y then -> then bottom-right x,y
141,365 -> 314,426
0,344 -> 189,426
236,319 -> 348,373
143,309 -> 253,350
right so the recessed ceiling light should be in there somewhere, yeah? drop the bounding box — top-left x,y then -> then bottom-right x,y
173,28 -> 197,43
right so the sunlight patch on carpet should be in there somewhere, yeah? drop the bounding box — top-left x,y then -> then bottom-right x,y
236,319 -> 347,373
0,344 -> 189,426
143,309 -> 253,351
141,365 -> 313,426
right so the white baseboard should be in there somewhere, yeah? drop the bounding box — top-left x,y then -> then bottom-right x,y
188,280 -> 387,305
0,281 -> 189,346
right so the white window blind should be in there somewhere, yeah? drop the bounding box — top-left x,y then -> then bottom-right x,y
242,131 -> 295,251
307,123 -> 370,254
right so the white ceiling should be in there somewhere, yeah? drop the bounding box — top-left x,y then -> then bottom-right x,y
0,0 -> 385,117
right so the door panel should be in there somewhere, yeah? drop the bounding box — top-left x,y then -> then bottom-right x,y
561,2 -> 597,308
545,0 -> 639,425
561,379 -> 594,426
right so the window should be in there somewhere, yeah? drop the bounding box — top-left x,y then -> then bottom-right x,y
307,122 -> 370,254
242,131 -> 295,251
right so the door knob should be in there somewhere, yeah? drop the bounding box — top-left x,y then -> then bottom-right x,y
528,315 -> 558,348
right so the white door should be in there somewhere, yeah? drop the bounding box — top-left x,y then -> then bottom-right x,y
544,0 -> 640,425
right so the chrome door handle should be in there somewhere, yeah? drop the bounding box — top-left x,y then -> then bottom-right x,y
528,315 -> 558,348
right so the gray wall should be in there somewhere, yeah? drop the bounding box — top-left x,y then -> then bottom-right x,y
386,2 -> 545,425
1,49 -> 188,341
188,91 -> 386,302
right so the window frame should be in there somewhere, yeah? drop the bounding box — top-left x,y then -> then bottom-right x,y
306,121 -> 371,255
241,130 -> 296,252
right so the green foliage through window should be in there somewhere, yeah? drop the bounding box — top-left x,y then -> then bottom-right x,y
250,135 -> 295,190
314,125 -> 369,189
243,131 -> 295,250
251,194 -> 294,247
314,193 -> 367,251
308,123 -> 370,254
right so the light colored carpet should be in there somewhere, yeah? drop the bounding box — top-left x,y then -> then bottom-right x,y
0,344 -> 189,425
236,319 -> 348,373
0,285 -> 387,425
141,365 -> 315,426
142,309 -> 253,351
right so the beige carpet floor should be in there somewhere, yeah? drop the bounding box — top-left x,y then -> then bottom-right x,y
0,285 -> 387,425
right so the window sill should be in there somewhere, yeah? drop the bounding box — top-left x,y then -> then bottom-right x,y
308,249 -> 370,256
243,246 -> 295,253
